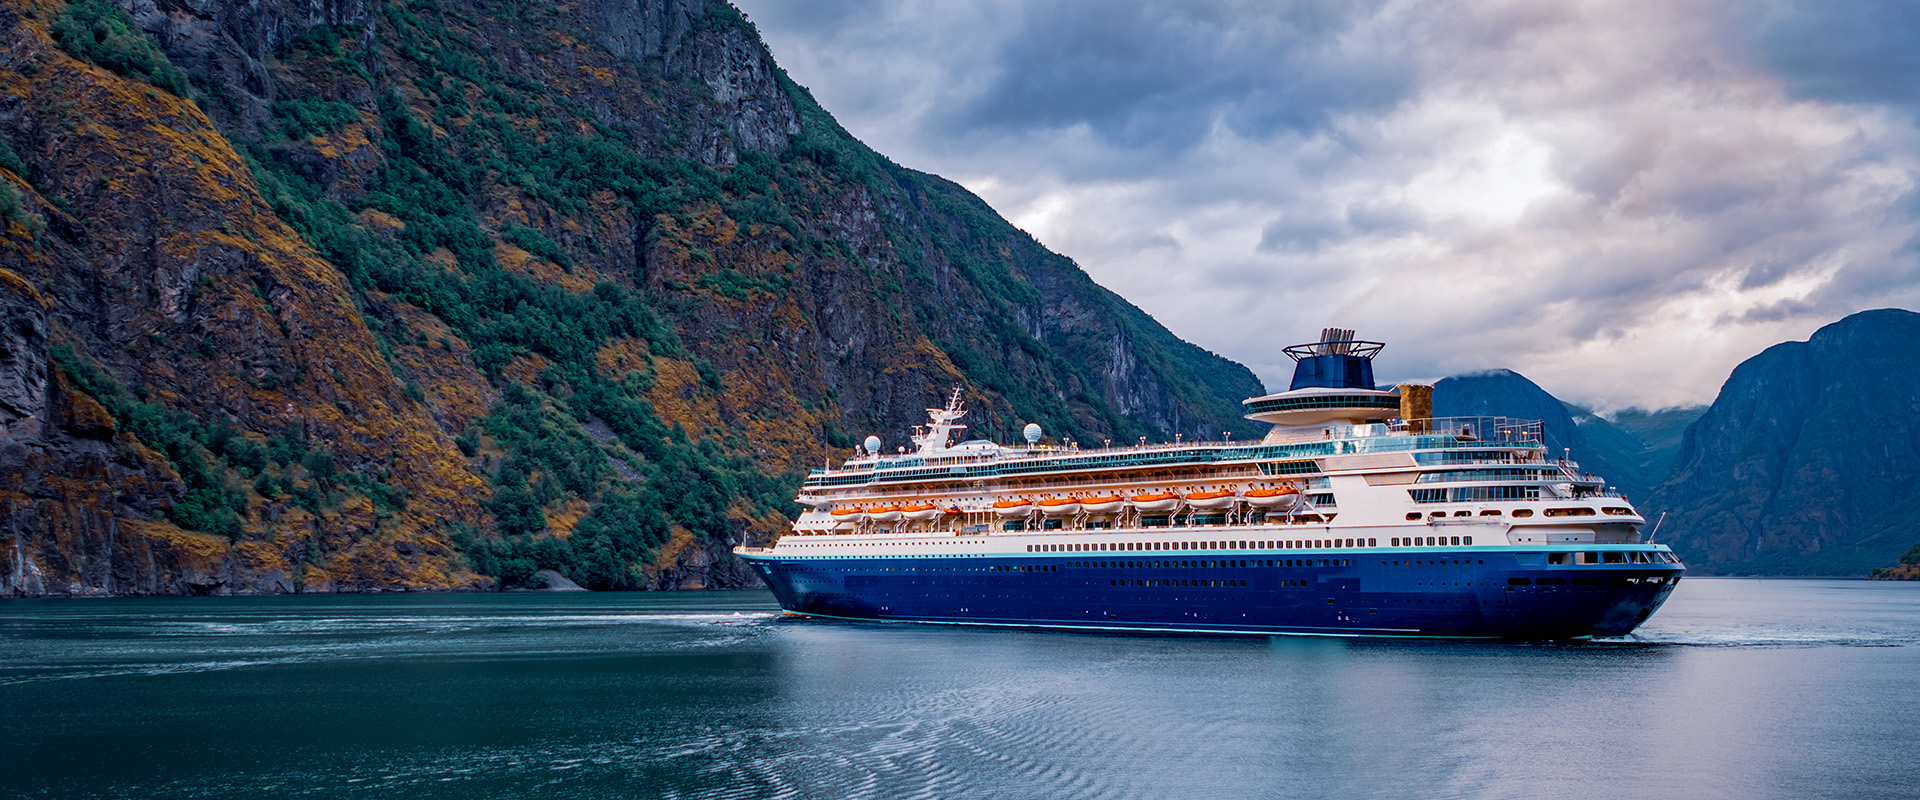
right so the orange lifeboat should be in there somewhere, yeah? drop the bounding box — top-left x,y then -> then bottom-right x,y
828,506 -> 864,528
991,498 -> 1034,517
1079,495 -> 1124,514
900,503 -> 942,521
1246,485 -> 1303,509
1185,489 -> 1237,510
866,504 -> 903,523
1037,497 -> 1081,516
1129,492 -> 1182,513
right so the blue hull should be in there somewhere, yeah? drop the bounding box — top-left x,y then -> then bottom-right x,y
740,548 -> 1682,639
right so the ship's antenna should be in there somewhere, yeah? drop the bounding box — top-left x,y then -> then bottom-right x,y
1647,511 -> 1667,542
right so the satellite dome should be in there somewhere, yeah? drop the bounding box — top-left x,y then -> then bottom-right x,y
1022,423 -> 1043,446
863,435 -> 881,454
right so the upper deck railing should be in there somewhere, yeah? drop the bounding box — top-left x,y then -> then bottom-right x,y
800,416 -> 1548,488
1395,416 -> 1544,445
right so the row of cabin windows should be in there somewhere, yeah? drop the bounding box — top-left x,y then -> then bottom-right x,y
1547,550 -> 1679,565
1112,578 -> 1249,588
1401,506 -> 1636,521
1509,575 -> 1680,586
1062,559 -> 1349,569
1409,486 -> 1540,503
1026,539 -> 1377,553
1390,535 -> 1473,546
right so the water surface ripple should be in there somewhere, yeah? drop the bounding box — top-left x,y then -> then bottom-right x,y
4,579 -> 1916,799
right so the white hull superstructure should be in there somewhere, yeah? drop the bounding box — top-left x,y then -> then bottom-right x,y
738,331 -> 1683,639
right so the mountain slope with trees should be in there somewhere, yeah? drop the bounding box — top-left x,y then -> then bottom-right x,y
0,0 -> 1262,596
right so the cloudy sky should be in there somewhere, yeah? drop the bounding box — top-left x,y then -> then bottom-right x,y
732,0 -> 1920,411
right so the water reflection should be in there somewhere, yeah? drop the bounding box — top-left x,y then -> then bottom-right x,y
1,580 -> 1917,799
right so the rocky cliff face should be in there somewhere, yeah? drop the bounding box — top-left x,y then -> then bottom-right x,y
0,0 -> 1263,596
1651,309 -> 1920,575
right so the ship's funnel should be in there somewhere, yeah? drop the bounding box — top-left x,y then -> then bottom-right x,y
1283,330 -> 1384,391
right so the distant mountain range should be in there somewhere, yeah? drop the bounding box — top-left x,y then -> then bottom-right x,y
1438,309 -> 1920,575
1431,369 -> 1702,504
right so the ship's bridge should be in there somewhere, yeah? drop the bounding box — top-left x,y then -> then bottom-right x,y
1243,328 -> 1412,435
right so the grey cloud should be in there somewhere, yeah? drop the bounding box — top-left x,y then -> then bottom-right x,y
1258,210 -> 1346,252
945,0 -> 1408,156
742,0 -> 1920,409
1740,0 -> 1920,113
1344,200 -> 1423,234
736,0 -> 882,34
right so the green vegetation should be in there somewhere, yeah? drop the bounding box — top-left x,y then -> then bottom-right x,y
48,344 -> 366,540
271,97 -> 362,140
0,180 -> 46,238
51,0 -> 190,96
241,6 -> 803,588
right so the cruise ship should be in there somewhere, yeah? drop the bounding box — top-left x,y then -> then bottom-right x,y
736,330 -> 1683,639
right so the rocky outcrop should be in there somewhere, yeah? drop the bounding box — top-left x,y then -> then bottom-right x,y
0,268 -> 211,596
1651,309 -> 1920,575
587,0 -> 797,162
123,0 -> 379,137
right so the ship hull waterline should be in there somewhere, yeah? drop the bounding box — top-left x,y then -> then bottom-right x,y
740,546 -> 1682,641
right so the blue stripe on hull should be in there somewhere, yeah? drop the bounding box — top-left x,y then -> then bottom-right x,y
740,551 -> 1682,640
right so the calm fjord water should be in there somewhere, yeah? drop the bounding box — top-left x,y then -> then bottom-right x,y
4,579 -> 1918,800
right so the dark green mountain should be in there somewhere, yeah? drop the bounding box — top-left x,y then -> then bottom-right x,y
0,0 -> 1261,596
1650,309 -> 1920,575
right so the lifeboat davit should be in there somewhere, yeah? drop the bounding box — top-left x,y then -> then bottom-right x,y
992,498 -> 1034,517
1037,498 -> 1081,516
1129,492 -> 1182,513
1245,486 -> 1303,509
901,503 -> 942,521
1185,489 -> 1238,510
866,505 -> 903,523
1080,495 -> 1124,514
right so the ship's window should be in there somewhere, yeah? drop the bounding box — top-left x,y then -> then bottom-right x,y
1508,577 -> 1532,586
1450,536 -> 1460,546
1535,577 -> 1566,586
1464,536 -> 1473,545
1578,552 -> 1600,565
1572,576 -> 1603,586
1391,537 -> 1400,546
1429,511 -> 1445,519
1512,509 -> 1534,518
1604,552 -> 1627,564
1026,545 -> 1034,552
1548,552 -> 1568,565
1406,513 -> 1421,521
1367,538 -> 1377,546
